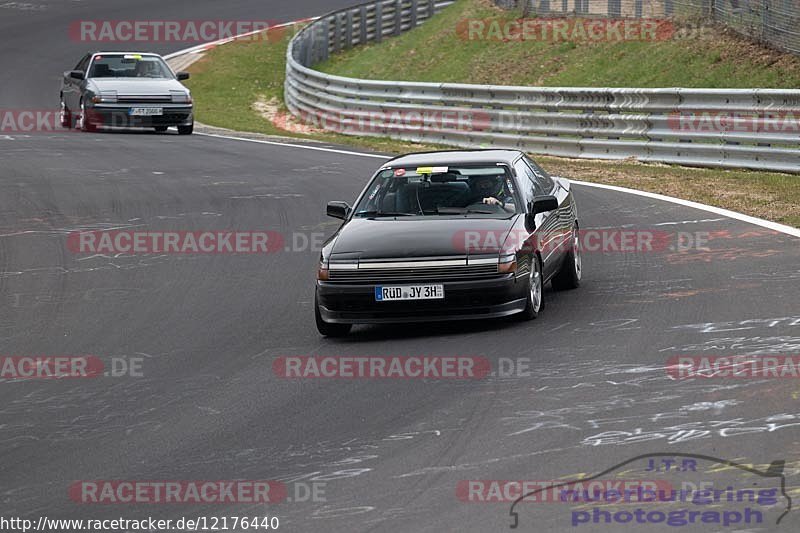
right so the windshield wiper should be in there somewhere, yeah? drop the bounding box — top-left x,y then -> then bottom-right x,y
435,206 -> 498,215
353,210 -> 414,217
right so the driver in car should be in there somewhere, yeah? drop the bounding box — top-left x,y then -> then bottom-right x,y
466,174 -> 515,211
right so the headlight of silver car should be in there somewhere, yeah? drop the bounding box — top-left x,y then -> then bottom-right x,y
91,91 -> 117,104
171,91 -> 192,104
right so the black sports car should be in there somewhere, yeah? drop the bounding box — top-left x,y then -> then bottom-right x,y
315,149 -> 581,336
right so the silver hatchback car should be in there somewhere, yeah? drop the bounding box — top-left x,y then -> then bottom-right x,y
60,52 -> 194,134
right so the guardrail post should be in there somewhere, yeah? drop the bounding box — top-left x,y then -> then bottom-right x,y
375,1 -> 383,43
395,0 -> 403,35
609,0 -> 621,18
303,32 -> 313,66
410,0 -> 418,28
427,0 -> 435,19
346,9 -> 354,48
359,5 -> 368,45
319,18 -> 330,62
332,14 -> 342,53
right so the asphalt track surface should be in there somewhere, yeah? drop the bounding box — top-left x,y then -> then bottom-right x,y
2,1 -> 800,532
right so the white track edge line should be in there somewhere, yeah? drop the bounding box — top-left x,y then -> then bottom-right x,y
571,179 -> 800,238
196,132 -> 390,159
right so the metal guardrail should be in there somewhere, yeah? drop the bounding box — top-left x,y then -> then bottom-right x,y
285,0 -> 800,173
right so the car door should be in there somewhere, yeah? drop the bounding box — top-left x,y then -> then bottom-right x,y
64,54 -> 90,110
524,156 -> 573,266
513,158 -> 561,280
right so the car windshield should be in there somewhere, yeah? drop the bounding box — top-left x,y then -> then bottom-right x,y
88,54 -> 173,79
353,165 -> 519,217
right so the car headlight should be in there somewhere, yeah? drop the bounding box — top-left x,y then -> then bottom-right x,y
91,92 -> 117,104
498,252 -> 517,274
171,91 -> 192,104
317,261 -> 329,281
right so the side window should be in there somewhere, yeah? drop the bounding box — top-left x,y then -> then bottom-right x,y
75,54 -> 91,72
524,156 -> 556,193
513,159 -> 539,208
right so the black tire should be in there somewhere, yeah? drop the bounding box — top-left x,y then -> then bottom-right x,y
518,254 -> 543,320
177,123 -> 193,135
552,225 -> 582,291
154,126 -> 169,133
315,294 -> 352,337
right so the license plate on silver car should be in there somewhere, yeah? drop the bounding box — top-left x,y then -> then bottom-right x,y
129,107 -> 163,116
375,285 -> 444,301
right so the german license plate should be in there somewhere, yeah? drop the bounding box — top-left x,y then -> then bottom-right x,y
375,285 -> 444,301
129,107 -> 163,116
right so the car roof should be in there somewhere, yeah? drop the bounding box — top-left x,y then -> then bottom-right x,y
382,149 -> 524,168
91,52 -> 163,57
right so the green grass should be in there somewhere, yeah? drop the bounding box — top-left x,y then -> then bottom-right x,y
184,6 -> 800,228
316,0 -> 800,88
184,27 -> 438,154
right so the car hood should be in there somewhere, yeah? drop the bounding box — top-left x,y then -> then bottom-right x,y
331,217 -> 518,260
88,78 -> 188,93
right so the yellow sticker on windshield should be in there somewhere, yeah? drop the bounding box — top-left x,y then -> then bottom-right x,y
124,54 -> 142,60
415,166 -> 448,174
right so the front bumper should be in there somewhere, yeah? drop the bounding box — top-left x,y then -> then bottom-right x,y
316,274 -> 528,324
85,105 -> 193,128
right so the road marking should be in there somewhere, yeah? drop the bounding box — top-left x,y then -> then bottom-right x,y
570,179 -> 800,238
163,18 -> 318,60
195,132 -> 390,159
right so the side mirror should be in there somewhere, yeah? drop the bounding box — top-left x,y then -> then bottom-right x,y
176,71 -> 190,81
531,195 -> 558,215
525,195 -> 559,230
69,70 -> 85,80
326,201 -> 351,220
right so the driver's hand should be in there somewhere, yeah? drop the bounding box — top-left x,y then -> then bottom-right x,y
482,197 -> 500,206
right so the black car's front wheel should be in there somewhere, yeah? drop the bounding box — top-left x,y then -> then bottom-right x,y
518,254 -> 543,320
552,224 -> 582,291
315,294 -> 352,337
177,123 -> 193,135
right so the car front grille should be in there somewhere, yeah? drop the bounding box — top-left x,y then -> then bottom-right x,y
328,263 -> 500,283
117,95 -> 173,103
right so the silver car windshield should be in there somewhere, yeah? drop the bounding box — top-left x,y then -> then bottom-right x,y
88,54 -> 174,79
